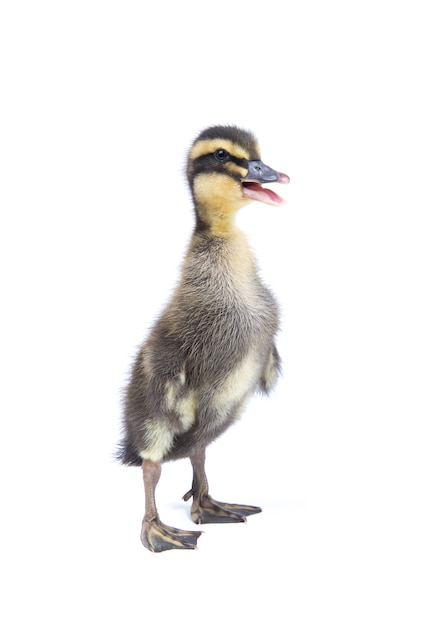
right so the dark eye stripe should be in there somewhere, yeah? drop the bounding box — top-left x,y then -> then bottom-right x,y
191,153 -> 249,178
230,155 -> 248,169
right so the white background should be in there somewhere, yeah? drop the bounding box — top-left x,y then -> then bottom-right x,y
1,1 -> 429,624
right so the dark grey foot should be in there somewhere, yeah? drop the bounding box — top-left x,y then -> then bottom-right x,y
141,516 -> 202,552
183,491 -> 262,524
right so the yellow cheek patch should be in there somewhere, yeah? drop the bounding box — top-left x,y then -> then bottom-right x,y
193,172 -> 249,236
189,139 -> 250,162
193,173 -> 244,210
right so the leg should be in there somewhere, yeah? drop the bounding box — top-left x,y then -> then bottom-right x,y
141,459 -> 202,552
183,449 -> 262,524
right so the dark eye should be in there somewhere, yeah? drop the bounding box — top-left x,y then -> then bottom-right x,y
214,149 -> 229,162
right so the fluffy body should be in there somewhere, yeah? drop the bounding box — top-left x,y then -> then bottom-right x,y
120,228 -> 280,465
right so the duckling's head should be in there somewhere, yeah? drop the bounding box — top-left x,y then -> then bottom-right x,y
187,125 -> 289,236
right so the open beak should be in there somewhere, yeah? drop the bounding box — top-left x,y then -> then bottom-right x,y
241,160 -> 290,206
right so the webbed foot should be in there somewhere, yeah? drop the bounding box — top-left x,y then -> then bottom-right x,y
141,515 -> 202,552
183,490 -> 262,524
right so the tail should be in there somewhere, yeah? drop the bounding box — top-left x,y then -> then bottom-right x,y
115,437 -> 142,467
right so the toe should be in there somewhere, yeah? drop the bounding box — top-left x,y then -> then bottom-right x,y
141,518 -> 202,552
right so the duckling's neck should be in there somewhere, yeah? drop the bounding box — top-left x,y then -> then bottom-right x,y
195,206 -> 239,238
189,220 -> 256,285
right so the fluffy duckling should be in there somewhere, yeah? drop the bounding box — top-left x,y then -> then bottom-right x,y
118,125 -> 289,551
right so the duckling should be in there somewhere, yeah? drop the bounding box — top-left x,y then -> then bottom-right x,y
118,125 -> 289,552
